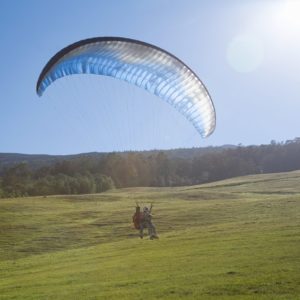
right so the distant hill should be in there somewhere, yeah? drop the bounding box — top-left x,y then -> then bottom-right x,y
0,145 -> 236,173
1,139 -> 300,198
0,152 -> 105,173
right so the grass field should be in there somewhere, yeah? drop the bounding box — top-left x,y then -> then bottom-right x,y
0,171 -> 299,299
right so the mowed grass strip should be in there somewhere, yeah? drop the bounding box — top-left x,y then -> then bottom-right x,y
0,171 -> 299,299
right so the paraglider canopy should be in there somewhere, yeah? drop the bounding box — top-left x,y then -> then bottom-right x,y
36,37 -> 216,138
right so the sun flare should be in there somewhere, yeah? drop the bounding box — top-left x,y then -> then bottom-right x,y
226,35 -> 264,73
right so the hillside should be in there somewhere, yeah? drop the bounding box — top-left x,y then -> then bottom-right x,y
2,140 -> 300,198
0,171 -> 299,299
0,152 -> 103,173
0,145 -> 234,172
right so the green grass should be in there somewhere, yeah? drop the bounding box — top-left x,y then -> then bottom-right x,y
0,171 -> 299,299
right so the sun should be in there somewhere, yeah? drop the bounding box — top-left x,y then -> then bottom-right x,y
266,0 -> 300,40
226,0 -> 300,73
277,0 -> 300,30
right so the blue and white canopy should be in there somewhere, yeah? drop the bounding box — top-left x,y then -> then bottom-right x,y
36,37 -> 216,138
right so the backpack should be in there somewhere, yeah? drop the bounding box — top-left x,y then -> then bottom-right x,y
132,212 -> 144,230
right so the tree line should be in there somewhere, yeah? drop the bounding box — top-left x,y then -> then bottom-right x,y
1,138 -> 300,198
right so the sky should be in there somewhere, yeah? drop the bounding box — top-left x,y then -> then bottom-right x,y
0,0 -> 300,154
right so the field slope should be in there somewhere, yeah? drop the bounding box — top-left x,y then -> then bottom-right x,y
0,171 -> 299,299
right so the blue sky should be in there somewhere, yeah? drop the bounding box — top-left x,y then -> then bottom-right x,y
1,0 -> 299,154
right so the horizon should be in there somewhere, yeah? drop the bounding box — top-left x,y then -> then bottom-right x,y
0,137 -> 298,156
